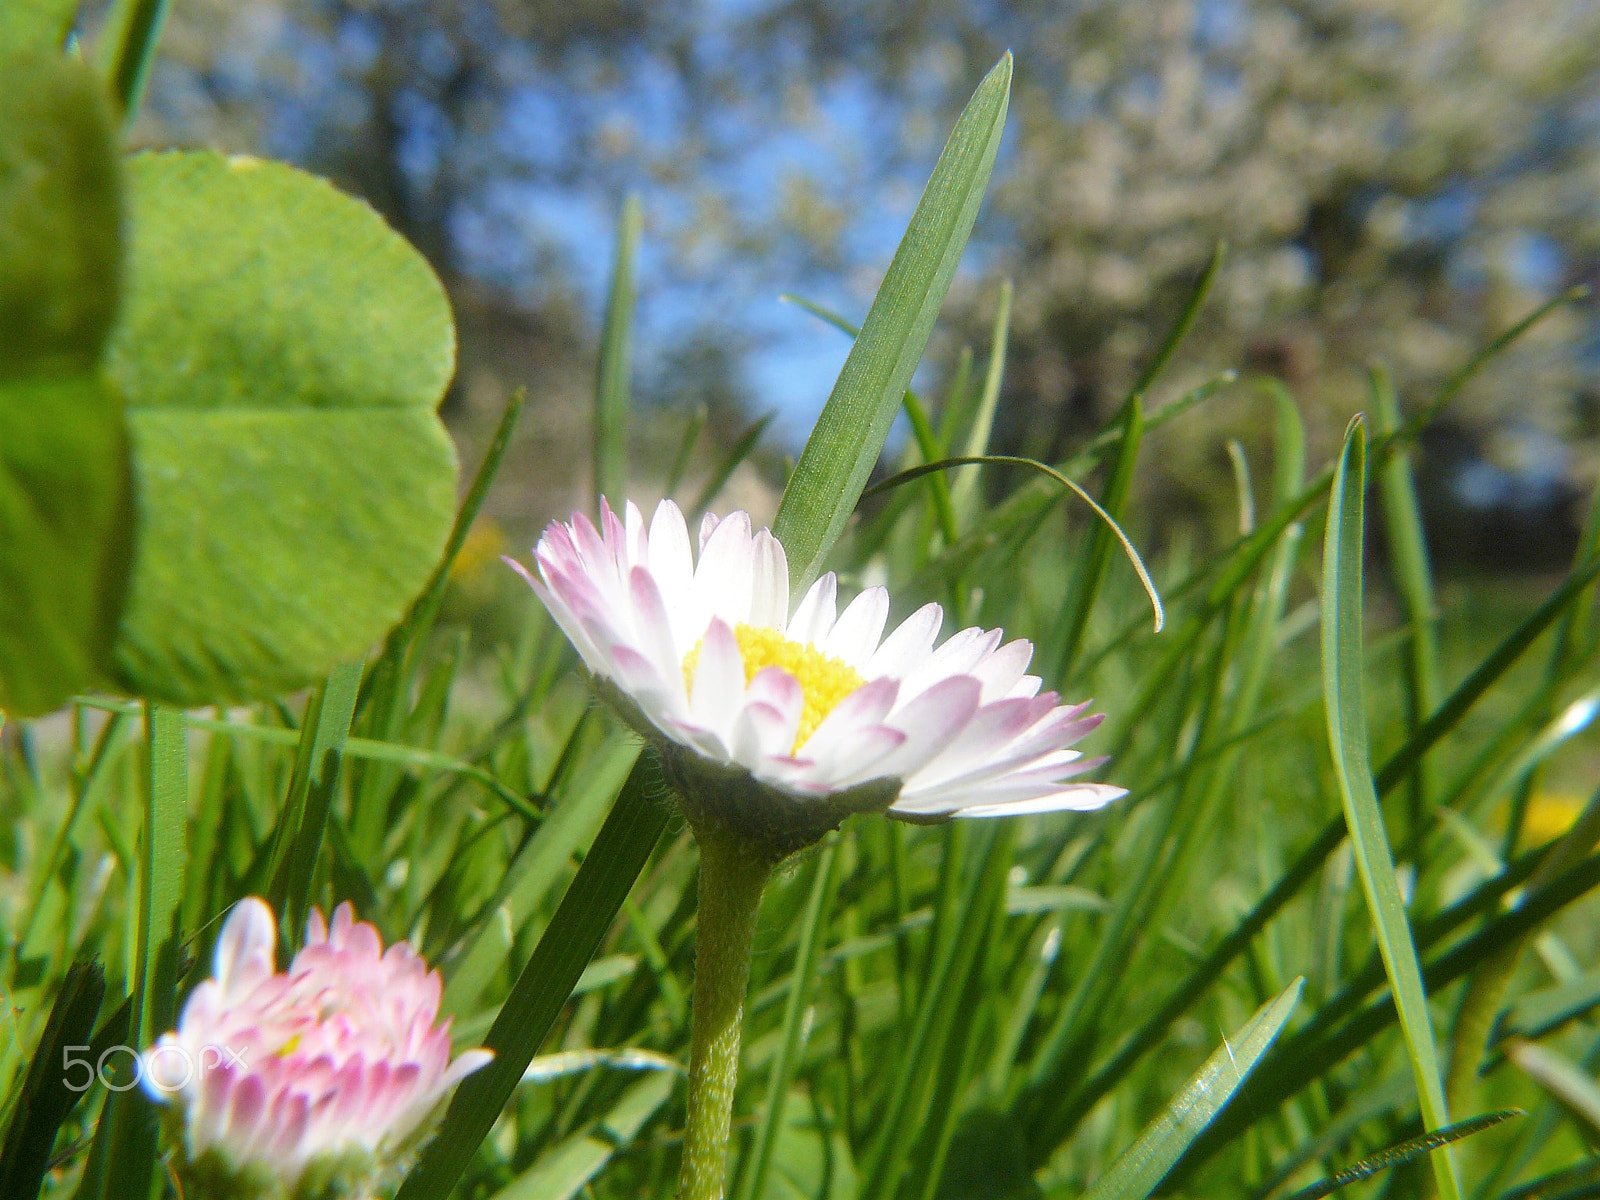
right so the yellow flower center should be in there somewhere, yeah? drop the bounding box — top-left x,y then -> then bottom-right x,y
682,623 -> 865,753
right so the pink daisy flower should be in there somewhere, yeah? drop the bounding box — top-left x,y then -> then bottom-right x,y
142,897 -> 492,1199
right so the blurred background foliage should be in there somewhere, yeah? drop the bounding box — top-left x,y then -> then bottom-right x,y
100,0 -> 1600,571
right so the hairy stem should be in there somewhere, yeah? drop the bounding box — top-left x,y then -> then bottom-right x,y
679,831 -> 773,1200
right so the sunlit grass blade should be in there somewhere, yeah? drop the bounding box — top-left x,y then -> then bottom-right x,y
594,193 -> 641,507
1322,416 -> 1461,1200
1047,395 -> 1144,682
1079,979 -> 1302,1200
1371,364 -> 1441,831
1282,1110 -> 1521,1200
862,453 -> 1163,632
395,753 -> 670,1200
89,701 -> 187,1200
1057,540 -> 1600,1146
773,53 -> 1011,590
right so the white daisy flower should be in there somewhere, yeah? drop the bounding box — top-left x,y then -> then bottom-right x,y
509,499 -> 1124,860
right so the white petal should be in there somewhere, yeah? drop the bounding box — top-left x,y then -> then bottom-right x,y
691,617 -> 746,743
748,531 -> 790,630
906,695 -> 1047,790
214,898 -> 277,1003
786,573 -> 838,646
733,701 -> 794,766
798,676 -> 899,758
897,626 -> 1001,703
824,725 -> 908,784
947,784 -> 1128,818
969,638 -> 1035,703
872,675 -> 982,780
742,667 -> 803,755
649,500 -> 701,646
699,511 -> 721,554
865,602 -> 942,679
629,566 -> 688,712
823,586 -> 889,667
695,511 -> 755,627
624,501 -> 648,566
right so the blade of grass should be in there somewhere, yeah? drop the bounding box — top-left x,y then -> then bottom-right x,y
778,292 -> 860,339
594,193 -> 641,507
1047,395 -> 1145,682
265,660 -> 362,938
901,391 -> 959,550
1080,979 -> 1302,1200
91,702 -> 187,1200
949,278 -> 1011,525
1049,547 -> 1600,1145
491,1070 -> 675,1200
0,961 -> 105,1200
667,404 -> 708,494
1371,365 -> 1441,833
773,53 -> 1011,591
1283,1111 -> 1521,1200
395,752 -> 670,1200
1322,416 -> 1461,1200
732,841 -> 840,1200
92,0 -> 169,120
688,412 -> 776,524
862,454 -> 1163,633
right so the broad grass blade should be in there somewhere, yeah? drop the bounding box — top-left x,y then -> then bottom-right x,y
1081,980 -> 1303,1200
773,53 -> 1011,592
1322,417 -> 1461,1200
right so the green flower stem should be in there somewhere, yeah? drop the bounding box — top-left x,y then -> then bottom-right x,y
680,830 -> 773,1200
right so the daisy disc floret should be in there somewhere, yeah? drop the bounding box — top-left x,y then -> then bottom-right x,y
142,897 -> 492,1200
512,498 -> 1124,862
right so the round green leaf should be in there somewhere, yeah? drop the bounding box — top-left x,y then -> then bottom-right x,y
0,376 -> 133,716
0,54 -> 120,379
105,152 -> 460,706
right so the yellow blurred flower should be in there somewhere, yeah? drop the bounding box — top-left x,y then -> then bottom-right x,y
448,517 -> 509,586
1522,791 -> 1585,845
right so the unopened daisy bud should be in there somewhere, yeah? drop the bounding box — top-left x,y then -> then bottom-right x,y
142,897 -> 492,1200
511,498 -> 1124,863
